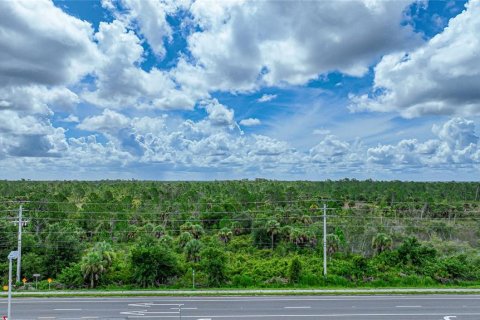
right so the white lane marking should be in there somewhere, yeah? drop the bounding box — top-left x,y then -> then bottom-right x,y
395,305 -> 422,308
53,309 -> 82,311
129,303 -> 152,307
284,306 -> 311,309
197,318 -> 212,320
182,307 -> 198,310
444,317 -> 457,320
129,303 -> 183,307
38,317 -> 56,319
121,310 -> 180,316
123,313 -> 480,319
81,317 -> 99,319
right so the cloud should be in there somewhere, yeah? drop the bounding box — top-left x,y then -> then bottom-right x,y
257,94 -> 277,103
82,19 -> 202,111
113,0 -> 174,58
77,109 -> 130,133
0,0 -> 98,87
309,135 -> 354,163
350,1 -> 480,117
178,0 -> 420,92
0,0 -> 100,117
62,115 -> 80,123
203,99 -> 235,127
239,118 -> 261,126
367,118 -> 480,166
0,111 -> 68,158
312,129 -> 331,135
0,86 -> 79,114
109,0 -> 193,57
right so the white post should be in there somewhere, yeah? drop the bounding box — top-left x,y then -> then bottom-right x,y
323,203 -> 327,277
16,205 -> 23,283
192,269 -> 195,289
8,257 -> 13,320
7,251 -> 18,320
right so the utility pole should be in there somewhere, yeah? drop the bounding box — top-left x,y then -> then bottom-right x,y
323,203 -> 327,277
16,205 -> 23,284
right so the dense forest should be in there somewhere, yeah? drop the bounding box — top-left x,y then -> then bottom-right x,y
1,179 -> 480,290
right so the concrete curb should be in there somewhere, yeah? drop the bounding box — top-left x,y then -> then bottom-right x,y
2,288 -> 480,297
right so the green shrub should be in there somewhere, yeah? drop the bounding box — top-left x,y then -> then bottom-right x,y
232,274 -> 255,287
131,243 -> 181,287
57,263 -> 84,289
201,247 -> 227,287
397,237 -> 437,268
289,257 -> 302,284
299,273 -> 321,286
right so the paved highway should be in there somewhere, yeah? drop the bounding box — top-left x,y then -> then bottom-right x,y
1,295 -> 480,319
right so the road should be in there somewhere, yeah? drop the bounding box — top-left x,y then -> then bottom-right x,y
1,295 -> 480,319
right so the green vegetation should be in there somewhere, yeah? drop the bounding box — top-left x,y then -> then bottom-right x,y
0,179 -> 479,289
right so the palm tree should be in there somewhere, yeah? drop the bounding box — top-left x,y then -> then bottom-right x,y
142,223 -> 165,239
80,242 -> 115,288
159,235 -> 174,247
180,222 -> 194,233
266,220 -> 281,250
372,233 -> 393,254
281,225 -> 294,242
231,222 -> 243,235
94,241 -> 115,267
218,227 -> 233,245
185,239 -> 202,263
191,224 -> 204,239
285,227 -> 303,246
299,215 -> 313,225
81,251 -> 105,289
326,234 -> 340,255
178,232 -> 193,248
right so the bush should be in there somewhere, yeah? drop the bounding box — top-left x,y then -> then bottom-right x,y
201,247 -> 227,287
324,274 -> 350,287
232,274 -> 255,287
289,257 -> 302,284
57,263 -> 84,289
397,237 -> 437,268
299,273 -> 321,286
21,253 -> 47,279
131,243 -> 181,287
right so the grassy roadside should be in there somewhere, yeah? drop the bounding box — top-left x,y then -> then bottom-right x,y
2,286 -> 480,298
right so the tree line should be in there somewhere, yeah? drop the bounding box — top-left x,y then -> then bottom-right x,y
0,179 -> 479,289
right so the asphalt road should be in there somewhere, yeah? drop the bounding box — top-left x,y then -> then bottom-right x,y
1,295 -> 480,320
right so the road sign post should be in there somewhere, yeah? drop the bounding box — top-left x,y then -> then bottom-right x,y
33,274 -> 40,290
47,278 -> 52,290
7,251 -> 19,320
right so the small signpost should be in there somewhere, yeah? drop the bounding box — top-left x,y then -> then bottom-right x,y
33,274 -> 40,290
47,278 -> 52,290
21,278 -> 27,285
7,251 -> 19,320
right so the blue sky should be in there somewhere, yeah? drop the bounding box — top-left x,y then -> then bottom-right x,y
0,0 -> 479,181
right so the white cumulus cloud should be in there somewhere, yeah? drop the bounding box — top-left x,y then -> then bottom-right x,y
257,94 -> 277,103
350,1 -> 480,117
179,0 -> 420,92
367,118 -> 480,166
239,118 -> 261,126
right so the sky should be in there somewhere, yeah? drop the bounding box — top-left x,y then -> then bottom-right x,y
0,0 -> 479,181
